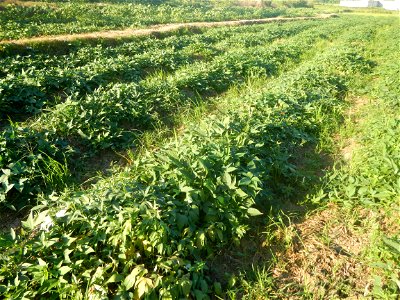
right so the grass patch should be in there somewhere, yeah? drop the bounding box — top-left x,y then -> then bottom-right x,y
220,17 -> 399,299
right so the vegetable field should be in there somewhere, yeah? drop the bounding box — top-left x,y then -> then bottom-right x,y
0,1 -> 399,299
0,0 -> 314,41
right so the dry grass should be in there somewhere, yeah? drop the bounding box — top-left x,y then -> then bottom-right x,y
340,97 -> 370,161
341,137 -> 357,161
268,199 -> 400,299
271,204 -> 373,298
0,0 -> 56,7
208,224 -> 274,286
235,0 -> 272,8
267,96 -> 373,298
209,204 -> 385,299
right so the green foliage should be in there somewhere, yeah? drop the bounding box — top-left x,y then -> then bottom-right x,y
0,125 -> 71,209
321,25 -> 399,207
279,0 -> 314,8
0,18 -> 348,207
310,22 -> 400,298
0,16 -> 381,298
0,20 -> 316,118
0,1 -> 312,41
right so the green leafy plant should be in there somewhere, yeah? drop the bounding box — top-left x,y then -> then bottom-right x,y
0,16 -> 383,298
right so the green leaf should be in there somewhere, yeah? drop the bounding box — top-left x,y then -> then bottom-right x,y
223,171 -> 232,188
1,169 -> 11,176
176,214 -> 188,230
124,266 -> 146,291
196,231 -> 206,248
124,273 -> 137,291
77,129 -> 89,139
38,258 -> 47,267
0,285 -> 6,293
228,275 -> 237,288
22,212 -> 35,230
235,188 -> 247,198
214,282 -> 222,295
239,177 -> 252,186
200,279 -> 208,293
14,276 -> 19,287
35,210 -> 50,226
106,273 -> 123,284
382,237 -> 400,254
135,277 -> 153,299
10,228 -> 16,240
83,246 -> 95,255
180,186 -> 194,193
63,249 -> 73,264
345,185 -> 356,198
193,289 -> 206,300
4,183 -> 14,193
180,279 -> 191,297
247,207 -> 263,217
59,266 -> 72,275
226,166 -> 237,173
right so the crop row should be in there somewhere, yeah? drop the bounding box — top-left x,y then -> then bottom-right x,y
37,20 -> 348,148
0,20 -> 318,118
323,23 -> 400,206
0,1 -> 313,40
0,20 -> 380,298
312,22 -> 400,297
0,17 -> 366,208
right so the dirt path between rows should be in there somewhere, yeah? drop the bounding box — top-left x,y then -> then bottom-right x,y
0,14 -> 335,46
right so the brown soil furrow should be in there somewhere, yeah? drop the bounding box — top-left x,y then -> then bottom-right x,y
0,14 -> 335,46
